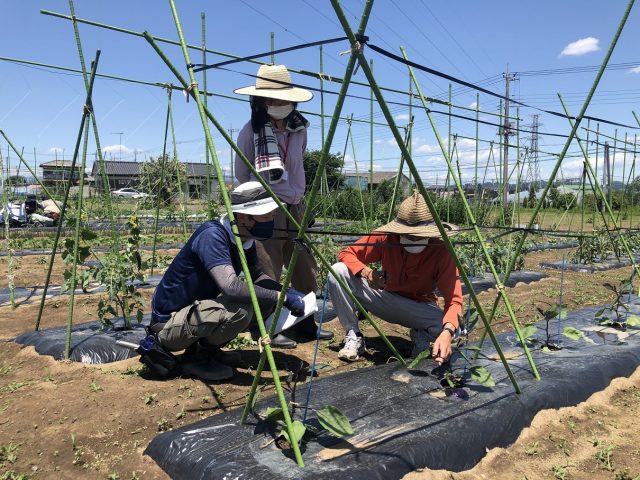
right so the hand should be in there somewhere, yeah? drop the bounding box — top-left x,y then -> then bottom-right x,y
286,287 -> 306,297
362,268 -> 387,290
431,330 -> 453,366
284,292 -> 305,317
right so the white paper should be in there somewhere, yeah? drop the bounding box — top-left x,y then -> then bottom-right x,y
264,292 -> 318,335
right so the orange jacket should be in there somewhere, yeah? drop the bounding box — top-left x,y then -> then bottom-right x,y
338,233 -> 463,328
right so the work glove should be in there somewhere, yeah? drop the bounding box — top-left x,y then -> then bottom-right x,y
286,287 -> 306,298
284,292 -> 305,317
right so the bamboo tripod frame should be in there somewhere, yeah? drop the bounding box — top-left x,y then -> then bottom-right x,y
0,0 -> 637,469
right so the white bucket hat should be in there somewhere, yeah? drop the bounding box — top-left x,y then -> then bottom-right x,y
230,181 -> 279,216
234,64 -> 313,103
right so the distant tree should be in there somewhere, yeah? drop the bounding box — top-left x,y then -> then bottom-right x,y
139,155 -> 185,207
302,150 -> 345,191
6,175 -> 27,186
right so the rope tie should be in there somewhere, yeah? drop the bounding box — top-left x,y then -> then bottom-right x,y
184,82 -> 198,103
495,283 -> 505,294
258,335 -> 271,353
339,41 -> 363,57
83,104 -> 92,115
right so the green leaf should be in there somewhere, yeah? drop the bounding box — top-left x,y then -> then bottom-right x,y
316,405 -> 354,437
521,325 -> 538,341
264,407 -> 284,424
626,315 -> 640,327
595,308 -> 605,318
470,366 -> 495,387
407,349 -> 431,369
562,326 -> 583,341
279,420 -> 306,446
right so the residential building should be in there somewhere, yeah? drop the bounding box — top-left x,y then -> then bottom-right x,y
344,171 -> 411,193
40,160 -> 81,185
91,160 -> 218,198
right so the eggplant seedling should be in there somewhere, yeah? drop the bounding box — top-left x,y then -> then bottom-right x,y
595,278 -> 637,330
261,362 -> 353,454
536,303 -> 567,351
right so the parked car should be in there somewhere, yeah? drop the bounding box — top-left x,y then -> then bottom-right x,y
111,188 -> 150,199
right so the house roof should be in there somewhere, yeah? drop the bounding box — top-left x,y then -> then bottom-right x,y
91,160 -> 217,178
344,171 -> 409,184
41,160 -> 78,168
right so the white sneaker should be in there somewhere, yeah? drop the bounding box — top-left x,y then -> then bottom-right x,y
410,328 -> 431,358
338,330 -> 366,362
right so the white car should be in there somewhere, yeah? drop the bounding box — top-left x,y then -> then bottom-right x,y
111,188 -> 150,199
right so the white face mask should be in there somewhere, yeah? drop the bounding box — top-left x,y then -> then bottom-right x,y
400,236 -> 428,254
267,104 -> 294,120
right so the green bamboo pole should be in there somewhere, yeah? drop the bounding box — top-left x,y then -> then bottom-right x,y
408,62 -> 413,188
559,95 -> 640,279
475,93 -> 480,201
617,132 -> 628,225
348,117 -> 369,225
67,0 -> 118,247
35,51 -> 100,332
167,93 -> 189,240
65,113 -> 91,359
144,23 -> 408,382
515,107 -> 521,226
201,12 -> 215,218
631,134 -> 638,229
400,47 -> 537,383
594,123 -> 600,224
388,120 -> 413,223
270,32 -> 275,63
150,88 -> 173,276
166,1 -> 305,465
474,0 -> 635,354
0,149 -> 14,309
320,45 -> 328,223
369,58 -> 374,222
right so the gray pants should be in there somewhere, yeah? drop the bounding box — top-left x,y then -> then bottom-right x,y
158,296 -> 253,351
328,262 -> 443,336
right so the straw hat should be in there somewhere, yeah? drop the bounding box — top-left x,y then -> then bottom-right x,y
375,190 -> 459,238
234,64 -> 313,102
230,181 -> 279,216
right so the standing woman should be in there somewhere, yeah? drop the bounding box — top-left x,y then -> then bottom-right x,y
235,64 -> 333,348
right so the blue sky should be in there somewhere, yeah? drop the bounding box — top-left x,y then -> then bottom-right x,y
1,1 -> 639,186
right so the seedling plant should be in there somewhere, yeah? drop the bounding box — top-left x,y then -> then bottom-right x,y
595,277 -> 640,330
260,362 -> 353,454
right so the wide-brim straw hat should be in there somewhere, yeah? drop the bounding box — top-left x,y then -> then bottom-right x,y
375,190 -> 459,238
230,181 -> 279,216
234,64 -> 313,103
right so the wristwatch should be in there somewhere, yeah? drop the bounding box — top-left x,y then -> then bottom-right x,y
442,324 -> 456,337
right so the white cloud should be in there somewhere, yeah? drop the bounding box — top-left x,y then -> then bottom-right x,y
48,147 -> 64,154
560,37 -> 600,57
394,113 -> 410,121
469,102 -> 478,109
629,66 -> 640,74
414,143 -> 441,154
374,139 -> 384,145
102,144 -> 133,154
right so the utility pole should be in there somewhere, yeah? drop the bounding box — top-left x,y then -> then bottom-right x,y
228,126 -> 239,184
604,141 -> 611,210
111,132 -> 124,162
502,64 -> 518,205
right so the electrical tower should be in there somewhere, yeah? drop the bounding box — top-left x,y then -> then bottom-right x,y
529,114 -> 541,189
502,64 -> 518,204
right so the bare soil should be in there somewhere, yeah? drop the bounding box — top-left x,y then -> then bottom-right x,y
0,245 -> 638,479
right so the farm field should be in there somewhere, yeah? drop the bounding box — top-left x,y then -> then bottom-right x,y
1,245 -> 639,479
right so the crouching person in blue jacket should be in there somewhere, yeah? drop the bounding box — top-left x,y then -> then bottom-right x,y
150,181 -> 305,381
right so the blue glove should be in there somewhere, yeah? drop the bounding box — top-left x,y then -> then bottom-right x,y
284,292 -> 305,317
287,287 -> 306,297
